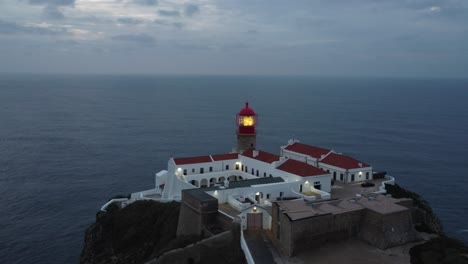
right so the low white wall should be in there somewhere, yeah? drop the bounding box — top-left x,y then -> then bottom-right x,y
240,230 -> 255,264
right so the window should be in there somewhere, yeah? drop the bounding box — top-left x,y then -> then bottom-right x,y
209,167 -> 213,172
245,166 -> 248,172
235,164 -> 239,170
351,174 -> 355,181
269,174 -> 272,177
192,168 -> 195,173
279,192 -> 283,197
226,165 -> 229,170
256,170 -> 259,176
200,168 -> 204,174
251,168 -> 254,174
241,165 -> 244,171
333,171 -> 336,180
366,172 -> 369,180
340,173 -> 343,181
183,169 -> 187,175
266,194 -> 270,199
264,172 -> 266,177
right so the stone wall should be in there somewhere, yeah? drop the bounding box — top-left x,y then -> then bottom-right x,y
272,200 -> 418,256
359,209 -> 418,249
150,220 -> 244,264
177,190 -> 219,236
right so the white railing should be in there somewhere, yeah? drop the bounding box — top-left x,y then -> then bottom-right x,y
291,188 -> 316,201
218,210 -> 235,220
374,175 -> 395,194
240,230 -> 255,264
100,198 -> 129,212
228,195 -> 254,212
130,188 -> 160,201
314,188 -> 331,200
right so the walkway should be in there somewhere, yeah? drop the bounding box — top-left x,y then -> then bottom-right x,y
244,230 -> 287,264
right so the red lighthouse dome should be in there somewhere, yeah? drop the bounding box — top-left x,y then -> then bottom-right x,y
238,102 -> 256,116
237,102 -> 257,135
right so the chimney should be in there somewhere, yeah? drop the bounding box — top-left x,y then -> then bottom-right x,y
253,150 -> 259,157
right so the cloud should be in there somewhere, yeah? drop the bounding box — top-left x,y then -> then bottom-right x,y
158,9 -> 180,17
422,6 -> 442,14
184,4 -> 199,17
116,17 -> 144,25
43,5 -> 65,20
154,19 -> 183,28
133,0 -> 158,6
111,33 -> 155,44
28,0 -> 75,6
0,20 -> 68,35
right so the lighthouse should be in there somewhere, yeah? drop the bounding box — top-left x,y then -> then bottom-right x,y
236,102 -> 257,153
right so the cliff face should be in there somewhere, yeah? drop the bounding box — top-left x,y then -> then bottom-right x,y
385,184 -> 468,264
80,201 -> 197,264
80,200 -> 245,264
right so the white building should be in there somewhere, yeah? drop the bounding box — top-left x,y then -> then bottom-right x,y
137,102 -> 374,220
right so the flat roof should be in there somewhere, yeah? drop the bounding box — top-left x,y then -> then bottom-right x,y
276,194 -> 409,221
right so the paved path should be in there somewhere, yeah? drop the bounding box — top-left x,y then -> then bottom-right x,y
244,231 -> 275,264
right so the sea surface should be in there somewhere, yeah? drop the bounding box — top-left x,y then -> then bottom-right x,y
0,74 -> 467,264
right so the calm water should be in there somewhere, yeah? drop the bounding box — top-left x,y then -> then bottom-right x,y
0,75 -> 467,264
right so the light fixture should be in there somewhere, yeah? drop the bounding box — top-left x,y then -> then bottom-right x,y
253,206 -> 257,212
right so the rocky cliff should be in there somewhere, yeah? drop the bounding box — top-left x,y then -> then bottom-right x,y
80,200 -> 244,264
385,184 -> 468,264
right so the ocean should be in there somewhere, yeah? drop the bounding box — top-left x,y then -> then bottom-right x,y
0,74 -> 467,264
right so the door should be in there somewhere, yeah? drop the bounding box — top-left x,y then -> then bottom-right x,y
247,213 -> 263,230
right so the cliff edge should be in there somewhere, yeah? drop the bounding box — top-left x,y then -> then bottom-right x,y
80,200 -> 245,264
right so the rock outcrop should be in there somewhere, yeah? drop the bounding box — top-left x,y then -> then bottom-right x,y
80,200 -> 245,264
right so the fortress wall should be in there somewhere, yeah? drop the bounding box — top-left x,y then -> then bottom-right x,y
272,204 -> 365,256
176,190 -> 219,236
359,209 -> 418,249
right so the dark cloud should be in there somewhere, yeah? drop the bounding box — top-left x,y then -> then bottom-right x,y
28,0 -> 75,6
133,0 -> 158,6
184,4 -> 200,17
117,17 -> 144,25
43,5 -> 65,20
111,34 -> 155,44
0,19 -> 67,35
158,9 -> 180,17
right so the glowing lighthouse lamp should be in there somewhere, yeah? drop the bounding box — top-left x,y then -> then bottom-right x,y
236,102 -> 257,153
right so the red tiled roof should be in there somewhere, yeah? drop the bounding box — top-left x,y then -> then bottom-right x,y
242,149 -> 281,164
320,153 -> 370,169
277,159 -> 329,177
174,155 -> 212,165
211,153 -> 239,161
284,142 -> 331,159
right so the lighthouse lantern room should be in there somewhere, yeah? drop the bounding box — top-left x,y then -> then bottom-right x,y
236,102 -> 257,153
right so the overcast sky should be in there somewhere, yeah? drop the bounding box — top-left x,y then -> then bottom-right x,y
0,0 -> 467,77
